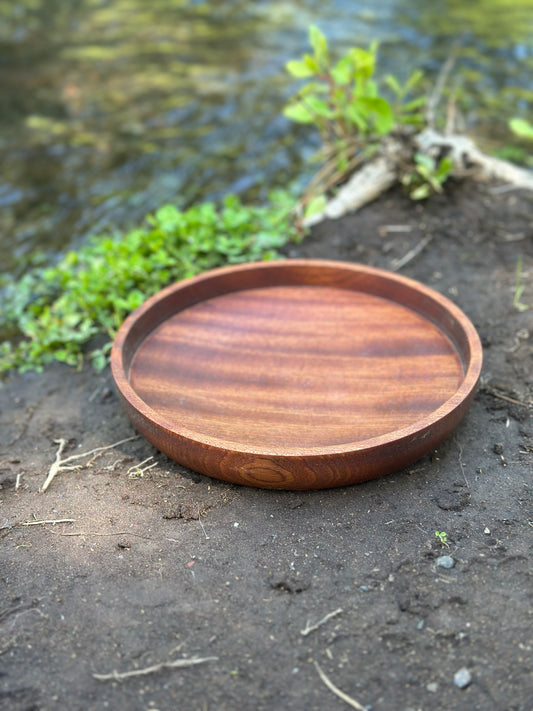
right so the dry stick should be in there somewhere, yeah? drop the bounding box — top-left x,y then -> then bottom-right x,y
301,608 -> 343,637
303,148 -> 363,205
93,656 -> 218,682
426,43 -> 460,130
127,456 -> 158,478
48,529 -> 153,539
390,234 -> 434,272
50,530 -> 130,537
482,386 -> 531,408
456,438 -> 469,488
21,518 -> 75,527
314,662 -> 368,711
40,435 -> 138,492
197,505 -> 209,540
0,518 -> 75,531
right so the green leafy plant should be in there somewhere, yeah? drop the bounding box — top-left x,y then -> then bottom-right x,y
0,191 -> 298,374
401,153 -> 454,200
284,25 -> 426,204
435,531 -> 449,548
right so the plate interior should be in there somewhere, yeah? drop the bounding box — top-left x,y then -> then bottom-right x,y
129,285 -> 464,450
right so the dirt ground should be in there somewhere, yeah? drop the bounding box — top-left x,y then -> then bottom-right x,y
1,180 -> 532,711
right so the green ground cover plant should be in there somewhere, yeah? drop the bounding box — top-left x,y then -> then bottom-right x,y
0,191 -> 298,374
435,531 -> 449,548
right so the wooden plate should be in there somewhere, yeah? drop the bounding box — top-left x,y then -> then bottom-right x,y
111,260 -> 482,489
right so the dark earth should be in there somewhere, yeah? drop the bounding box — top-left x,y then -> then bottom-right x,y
1,179 -> 532,711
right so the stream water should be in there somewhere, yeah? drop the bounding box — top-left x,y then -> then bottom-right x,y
1,0 -> 532,275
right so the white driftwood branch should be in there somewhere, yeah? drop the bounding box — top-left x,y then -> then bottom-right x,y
303,156 -> 397,227
304,129 -> 533,227
415,128 -> 533,189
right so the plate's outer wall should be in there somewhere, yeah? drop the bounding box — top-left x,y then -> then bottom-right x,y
111,260 -> 483,489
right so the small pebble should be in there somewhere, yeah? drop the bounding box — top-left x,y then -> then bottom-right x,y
437,555 -> 455,569
359,585 -> 369,592
426,682 -> 438,693
454,668 -> 472,689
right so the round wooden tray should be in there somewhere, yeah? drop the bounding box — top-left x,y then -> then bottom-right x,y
111,260 -> 482,489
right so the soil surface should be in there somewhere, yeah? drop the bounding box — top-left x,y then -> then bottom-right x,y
1,180 -> 532,711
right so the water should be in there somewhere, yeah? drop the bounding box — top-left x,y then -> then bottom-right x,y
1,0 -> 532,275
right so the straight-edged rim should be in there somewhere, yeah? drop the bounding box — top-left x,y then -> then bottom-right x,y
111,258 -> 483,458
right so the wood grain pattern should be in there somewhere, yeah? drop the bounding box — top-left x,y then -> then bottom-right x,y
111,260 -> 483,489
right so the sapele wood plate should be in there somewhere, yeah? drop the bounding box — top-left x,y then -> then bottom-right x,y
111,260 -> 482,489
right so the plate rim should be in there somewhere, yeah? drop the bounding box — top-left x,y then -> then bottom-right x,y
111,258 -> 483,458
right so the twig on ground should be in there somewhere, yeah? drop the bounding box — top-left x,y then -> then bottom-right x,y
198,505 -> 209,540
93,655 -> 218,682
21,518 -> 75,527
15,473 -> 22,490
127,456 -> 158,479
379,225 -> 412,236
390,234 -> 434,272
40,435 -> 138,492
456,438 -> 469,487
47,529 -> 152,539
490,184 -> 526,195
314,661 -> 368,710
0,518 -> 75,531
481,386 -> 532,408
301,608 -> 343,636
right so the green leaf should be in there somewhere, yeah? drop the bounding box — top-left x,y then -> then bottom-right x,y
283,102 -> 316,123
286,59 -> 315,78
304,194 -> 327,219
297,80 -> 329,96
154,204 -> 182,232
509,117 -> 533,141
434,156 -> 454,181
405,69 -> 424,92
414,153 -> 435,172
331,57 -> 353,85
345,104 -> 369,133
349,47 -> 376,80
303,54 -> 321,73
358,96 -> 394,134
305,96 -> 333,119
309,25 -> 328,66
410,184 -> 431,200
401,96 -> 427,111
384,74 -> 401,95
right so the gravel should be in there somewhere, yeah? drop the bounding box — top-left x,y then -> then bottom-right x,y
454,668 -> 473,689
436,555 -> 455,569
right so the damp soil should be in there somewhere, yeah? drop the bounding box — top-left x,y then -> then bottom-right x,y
1,180 -> 532,711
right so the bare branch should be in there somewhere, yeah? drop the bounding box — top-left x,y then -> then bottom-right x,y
93,656 -> 218,682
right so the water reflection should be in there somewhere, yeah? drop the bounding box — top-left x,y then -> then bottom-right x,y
0,0 -> 532,274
